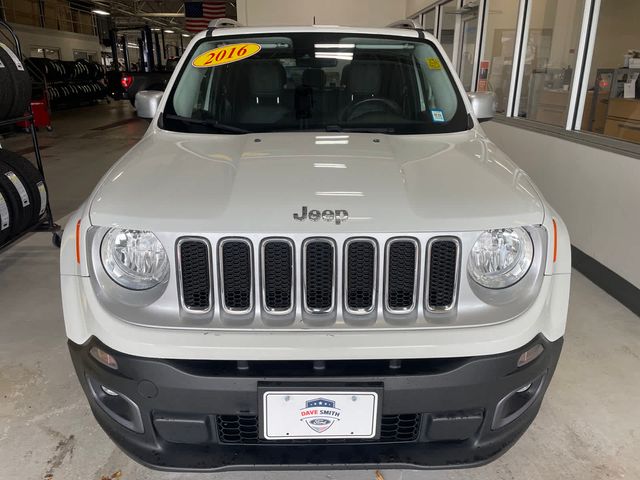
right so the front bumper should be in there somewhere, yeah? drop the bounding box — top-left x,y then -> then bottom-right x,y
69,335 -> 562,472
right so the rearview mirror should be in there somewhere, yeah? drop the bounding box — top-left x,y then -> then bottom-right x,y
135,90 -> 164,119
467,92 -> 496,123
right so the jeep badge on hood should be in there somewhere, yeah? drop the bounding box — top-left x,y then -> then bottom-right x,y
293,206 -> 349,225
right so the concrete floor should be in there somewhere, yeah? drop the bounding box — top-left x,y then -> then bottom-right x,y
1,102 -> 639,480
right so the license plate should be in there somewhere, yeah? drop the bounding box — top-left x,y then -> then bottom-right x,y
262,391 -> 379,440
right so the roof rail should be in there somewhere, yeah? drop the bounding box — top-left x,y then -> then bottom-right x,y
208,18 -> 244,29
386,19 -> 423,30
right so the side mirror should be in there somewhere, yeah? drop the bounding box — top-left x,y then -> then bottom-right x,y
135,90 -> 164,119
467,91 -> 496,123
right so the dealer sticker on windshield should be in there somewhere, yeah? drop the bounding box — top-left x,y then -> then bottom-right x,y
426,57 -> 442,70
431,109 -> 445,123
192,43 -> 262,68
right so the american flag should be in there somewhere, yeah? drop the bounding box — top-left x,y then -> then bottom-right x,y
184,1 -> 227,33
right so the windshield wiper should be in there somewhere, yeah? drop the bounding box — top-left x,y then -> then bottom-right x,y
164,114 -> 249,134
325,125 -> 396,134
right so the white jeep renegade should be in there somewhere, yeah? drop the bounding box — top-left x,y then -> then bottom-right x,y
60,20 -> 571,471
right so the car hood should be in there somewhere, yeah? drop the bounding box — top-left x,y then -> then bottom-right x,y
89,129 -> 544,233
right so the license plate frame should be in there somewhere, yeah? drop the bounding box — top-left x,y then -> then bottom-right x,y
258,384 -> 383,441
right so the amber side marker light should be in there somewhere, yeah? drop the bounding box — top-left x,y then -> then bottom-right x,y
517,344 -> 544,368
75,219 -> 81,264
90,346 -> 119,370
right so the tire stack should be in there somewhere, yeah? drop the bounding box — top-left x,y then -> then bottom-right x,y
25,57 -> 107,108
0,149 -> 47,247
0,42 -> 32,120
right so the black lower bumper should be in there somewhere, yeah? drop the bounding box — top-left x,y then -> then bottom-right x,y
68,335 -> 562,472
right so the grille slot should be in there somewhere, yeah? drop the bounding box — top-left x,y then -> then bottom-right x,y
219,239 -> 253,313
385,239 -> 419,313
426,238 -> 460,312
303,239 -> 336,313
344,239 -> 377,313
262,239 -> 294,313
178,239 -> 212,312
216,414 -> 421,444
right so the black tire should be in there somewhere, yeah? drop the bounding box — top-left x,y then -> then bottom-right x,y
0,179 -> 19,246
0,57 -> 13,120
0,159 -> 33,233
0,150 -> 46,226
0,44 -> 31,119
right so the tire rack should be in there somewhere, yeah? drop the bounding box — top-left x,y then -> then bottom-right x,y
0,19 -> 59,254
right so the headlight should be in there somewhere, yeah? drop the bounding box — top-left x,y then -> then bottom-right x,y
468,227 -> 534,289
101,228 -> 169,290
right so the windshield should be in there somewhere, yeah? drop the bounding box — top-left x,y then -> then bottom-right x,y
162,33 -> 470,135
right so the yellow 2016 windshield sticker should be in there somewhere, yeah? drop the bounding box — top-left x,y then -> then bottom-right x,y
192,43 -> 262,68
426,57 -> 442,70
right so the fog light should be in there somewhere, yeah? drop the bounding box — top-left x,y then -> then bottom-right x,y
90,346 -> 118,370
492,372 -> 546,430
517,344 -> 544,368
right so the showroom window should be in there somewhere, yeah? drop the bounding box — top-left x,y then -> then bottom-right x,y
515,0 -> 586,127
407,0 -> 640,154
421,9 -> 436,35
480,0 -> 521,113
579,0 -> 640,145
438,1 -> 458,62
458,2 -> 481,92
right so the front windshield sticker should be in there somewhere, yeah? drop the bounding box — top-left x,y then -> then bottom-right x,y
431,109 -> 445,123
426,57 -> 442,70
192,43 -> 262,68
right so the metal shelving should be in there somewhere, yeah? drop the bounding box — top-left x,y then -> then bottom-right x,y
0,19 -> 59,253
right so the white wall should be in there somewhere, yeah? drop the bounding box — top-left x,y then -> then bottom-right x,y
406,0 -> 433,17
236,0 -> 406,27
9,23 -> 102,61
484,121 -> 640,289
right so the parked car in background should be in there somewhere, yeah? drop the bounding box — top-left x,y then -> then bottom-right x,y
107,57 -> 180,105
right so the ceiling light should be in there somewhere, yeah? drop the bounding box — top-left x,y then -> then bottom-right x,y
315,52 -> 353,60
92,9 -> 110,16
182,33 -> 190,37
164,29 -> 174,34
151,28 -> 161,31
315,43 -> 355,49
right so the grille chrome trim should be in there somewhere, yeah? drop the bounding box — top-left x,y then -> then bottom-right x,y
260,238 -> 295,315
343,238 -> 378,315
384,238 -> 420,315
218,238 -> 254,315
176,237 -> 213,314
425,237 -> 461,313
302,238 -> 337,315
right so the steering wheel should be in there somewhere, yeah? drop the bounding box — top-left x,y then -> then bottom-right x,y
341,97 -> 403,122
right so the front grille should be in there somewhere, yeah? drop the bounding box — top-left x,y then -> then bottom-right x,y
220,239 -> 253,312
178,239 -> 211,311
386,239 -> 418,312
177,235 -> 462,325
262,240 -> 294,313
304,239 -> 335,312
217,415 -> 259,444
426,239 -> 459,311
345,239 -> 377,313
216,414 -> 421,444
